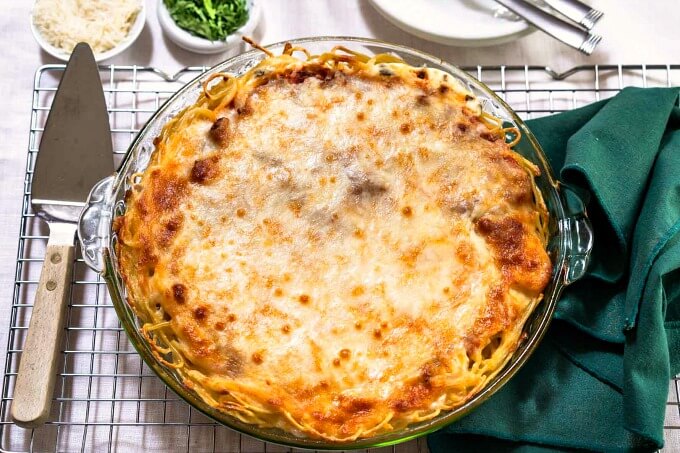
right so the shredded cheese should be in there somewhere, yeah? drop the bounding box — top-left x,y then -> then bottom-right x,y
33,0 -> 141,55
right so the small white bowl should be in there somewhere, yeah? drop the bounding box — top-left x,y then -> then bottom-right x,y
30,1 -> 147,62
158,0 -> 261,54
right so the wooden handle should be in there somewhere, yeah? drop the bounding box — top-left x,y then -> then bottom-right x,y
11,240 -> 74,428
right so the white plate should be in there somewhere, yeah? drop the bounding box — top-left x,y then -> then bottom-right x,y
368,0 -> 535,47
158,0 -> 261,55
30,1 -> 146,62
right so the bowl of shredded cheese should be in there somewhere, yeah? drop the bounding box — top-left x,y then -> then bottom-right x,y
30,0 -> 145,62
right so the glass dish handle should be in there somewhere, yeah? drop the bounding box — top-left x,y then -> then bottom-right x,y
78,175 -> 117,274
559,184 -> 594,285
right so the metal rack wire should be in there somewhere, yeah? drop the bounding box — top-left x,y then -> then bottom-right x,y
1,63 -> 679,453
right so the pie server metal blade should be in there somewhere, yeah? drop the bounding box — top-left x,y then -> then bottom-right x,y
12,43 -> 114,428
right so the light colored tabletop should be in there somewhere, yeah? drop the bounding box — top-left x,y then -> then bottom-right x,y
1,1 -> 679,452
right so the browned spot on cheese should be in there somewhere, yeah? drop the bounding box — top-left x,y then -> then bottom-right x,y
274,287 -> 283,297
159,216 -> 183,247
209,117 -> 230,146
288,199 -> 303,217
193,307 -> 207,321
214,321 -> 226,331
179,324 -> 210,359
475,216 -> 526,267
190,156 -> 220,184
438,84 -> 449,94
172,283 -> 186,303
252,352 -> 263,364
349,175 -> 387,196
299,294 -> 310,304
396,152 -> 415,170
356,111 -> 365,121
236,208 -> 246,218
262,218 -> 283,237
391,382 -> 431,412
400,245 -> 422,267
399,123 -> 413,134
332,358 -> 341,367
151,175 -> 186,212
339,349 -> 351,359
420,358 -> 445,385
227,313 -> 237,322
282,324 -> 291,334
373,329 -> 382,339
493,154 -> 534,204
401,206 -> 413,217
351,286 -> 365,297
236,104 -> 253,116
338,395 -> 374,414
417,147 -> 430,160
416,69 -> 428,79
456,241 -> 475,264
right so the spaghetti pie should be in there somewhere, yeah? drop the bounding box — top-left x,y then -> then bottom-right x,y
114,42 -> 552,441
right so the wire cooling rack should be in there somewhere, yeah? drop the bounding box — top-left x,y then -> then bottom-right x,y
1,63 -> 679,453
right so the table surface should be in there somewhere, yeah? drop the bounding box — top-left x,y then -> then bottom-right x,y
1,1 -> 680,451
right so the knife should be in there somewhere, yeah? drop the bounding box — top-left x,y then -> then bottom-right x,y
495,0 -> 602,55
541,0 -> 603,30
11,43 -> 113,428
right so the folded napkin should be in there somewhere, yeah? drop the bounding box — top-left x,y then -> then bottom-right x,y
428,87 -> 680,452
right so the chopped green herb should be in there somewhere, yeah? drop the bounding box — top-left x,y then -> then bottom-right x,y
164,0 -> 249,41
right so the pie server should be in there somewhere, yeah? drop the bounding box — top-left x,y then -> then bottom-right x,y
11,43 -> 114,428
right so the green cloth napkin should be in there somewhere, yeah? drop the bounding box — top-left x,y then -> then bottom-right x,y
428,87 -> 680,452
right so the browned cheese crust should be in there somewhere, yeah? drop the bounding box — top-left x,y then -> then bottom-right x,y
114,52 -> 551,441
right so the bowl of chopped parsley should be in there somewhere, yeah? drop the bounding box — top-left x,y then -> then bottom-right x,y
158,0 -> 260,54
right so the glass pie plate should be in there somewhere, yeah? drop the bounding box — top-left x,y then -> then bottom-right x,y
77,37 -> 594,449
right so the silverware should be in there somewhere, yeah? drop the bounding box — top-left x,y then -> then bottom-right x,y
541,0 -> 603,30
495,0 -> 602,55
11,43 -> 114,428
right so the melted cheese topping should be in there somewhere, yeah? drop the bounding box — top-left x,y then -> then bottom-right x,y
115,52 -> 551,441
